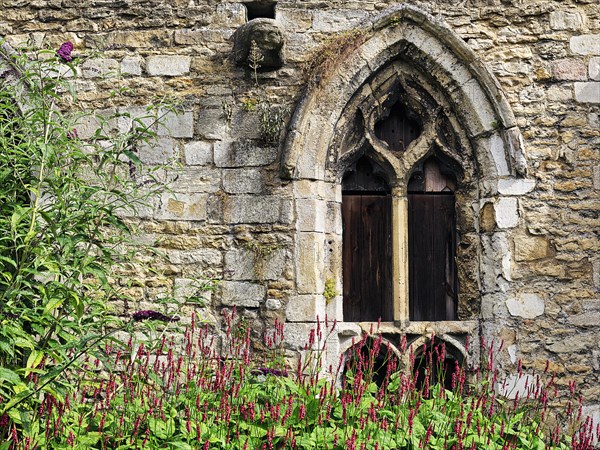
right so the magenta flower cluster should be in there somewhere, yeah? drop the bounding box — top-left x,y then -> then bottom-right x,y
56,42 -> 73,62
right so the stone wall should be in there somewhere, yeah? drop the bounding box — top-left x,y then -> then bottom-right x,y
1,0 -> 598,410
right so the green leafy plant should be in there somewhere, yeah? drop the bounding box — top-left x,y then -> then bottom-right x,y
323,278 -> 339,304
4,314 -> 596,449
0,38 -> 177,440
257,97 -> 289,145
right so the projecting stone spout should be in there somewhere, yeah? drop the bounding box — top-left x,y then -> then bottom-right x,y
232,18 -> 285,70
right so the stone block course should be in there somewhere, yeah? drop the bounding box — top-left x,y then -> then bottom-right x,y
158,111 -> 194,138
157,193 -> 209,221
223,168 -> 263,194
184,141 -> 213,166
570,34 -> 600,55
551,59 -> 587,81
139,137 -> 175,165
590,57 -> 600,81
549,10 -> 585,31
81,58 -> 119,78
221,281 -> 266,308
574,82 -> 600,103
214,141 -> 277,167
146,55 -> 191,76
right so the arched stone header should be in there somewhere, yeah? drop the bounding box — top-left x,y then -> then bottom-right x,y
282,4 -> 528,184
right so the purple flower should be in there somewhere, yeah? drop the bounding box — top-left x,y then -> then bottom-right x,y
131,310 -> 180,323
67,129 -> 78,139
56,42 -> 74,62
251,367 -> 287,377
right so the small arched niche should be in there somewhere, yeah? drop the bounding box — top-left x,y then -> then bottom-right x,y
408,155 -> 459,321
413,338 -> 464,392
342,156 -> 393,322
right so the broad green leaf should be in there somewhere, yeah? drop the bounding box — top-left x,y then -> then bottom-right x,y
0,367 -> 22,385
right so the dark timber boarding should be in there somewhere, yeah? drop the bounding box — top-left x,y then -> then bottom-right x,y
408,193 -> 457,321
342,193 -> 393,322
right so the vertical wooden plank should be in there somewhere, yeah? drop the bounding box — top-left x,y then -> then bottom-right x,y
409,193 -> 457,321
342,194 -> 393,322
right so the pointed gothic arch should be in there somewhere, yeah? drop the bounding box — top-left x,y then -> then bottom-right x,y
283,5 -> 531,365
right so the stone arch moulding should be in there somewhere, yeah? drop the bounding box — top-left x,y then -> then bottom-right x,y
282,4 -> 528,182
282,5 -> 533,362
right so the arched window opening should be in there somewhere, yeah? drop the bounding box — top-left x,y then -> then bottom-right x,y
374,102 -> 422,153
342,337 -> 400,389
413,339 -> 463,393
408,156 -> 458,321
342,156 -> 393,322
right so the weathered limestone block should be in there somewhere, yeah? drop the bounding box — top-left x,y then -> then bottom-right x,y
184,141 -> 213,166
214,141 -> 277,167
497,178 -> 536,196
475,134 -> 510,178
232,19 -> 285,70
146,55 -> 191,76
276,8 -> 313,32
175,28 -> 233,45
514,235 -> 552,261
479,201 -> 496,233
174,278 -> 213,303
158,111 -> 194,138
223,168 -> 263,194
215,3 -> 246,27
221,281 -> 266,308
574,82 -> 600,103
157,193 -> 208,221
569,311 -> 600,327
296,232 -> 325,295
224,247 -> 288,281
590,57 -> 600,81
168,168 -> 221,193
120,56 -> 143,76
224,195 -> 292,224
81,58 -> 119,78
286,295 -> 326,322
480,233 -> 511,292
549,11 -> 585,31
283,323 -> 317,350
506,293 -> 545,319
547,335 -> 595,353
494,197 -> 519,229
497,374 -> 536,399
139,137 -> 175,165
196,109 -> 228,140
312,9 -> 367,32
570,35 -> 600,55
168,248 -> 222,266
265,298 -> 282,310
296,198 -> 326,232
551,59 -> 587,81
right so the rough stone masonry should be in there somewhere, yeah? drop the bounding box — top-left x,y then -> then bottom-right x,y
1,0 -> 598,417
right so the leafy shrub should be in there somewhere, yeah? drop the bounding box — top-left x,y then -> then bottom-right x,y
4,309 -> 597,449
0,39 -> 176,439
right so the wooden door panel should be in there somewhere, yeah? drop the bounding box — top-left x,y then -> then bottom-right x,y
342,194 -> 392,322
408,193 -> 457,321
